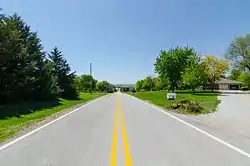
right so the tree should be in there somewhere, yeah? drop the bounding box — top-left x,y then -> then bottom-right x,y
202,56 -> 229,92
34,59 -> 61,100
135,80 -> 143,91
182,54 -> 207,94
0,13 -> 61,102
74,75 -> 82,92
226,34 -> 250,71
49,47 -> 78,99
154,47 -> 196,92
155,77 -> 169,91
228,69 -> 241,80
0,14 -> 23,102
142,76 -> 154,91
78,74 -> 97,92
96,81 -> 111,92
238,72 -> 250,89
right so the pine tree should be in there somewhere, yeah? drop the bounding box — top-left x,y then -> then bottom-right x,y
0,13 -> 61,103
49,47 -> 78,99
0,14 -> 27,102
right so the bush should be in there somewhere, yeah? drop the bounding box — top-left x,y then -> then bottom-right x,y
241,86 -> 249,91
169,99 -> 203,113
131,88 -> 136,93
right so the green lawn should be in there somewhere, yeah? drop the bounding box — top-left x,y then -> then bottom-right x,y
129,91 -> 220,114
0,92 -> 105,143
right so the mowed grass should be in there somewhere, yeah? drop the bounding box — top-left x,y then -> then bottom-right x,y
130,91 -> 220,114
0,92 -> 105,143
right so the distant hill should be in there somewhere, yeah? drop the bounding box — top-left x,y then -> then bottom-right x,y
114,84 -> 135,88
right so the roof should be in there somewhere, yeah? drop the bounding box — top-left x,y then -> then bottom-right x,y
215,78 -> 242,84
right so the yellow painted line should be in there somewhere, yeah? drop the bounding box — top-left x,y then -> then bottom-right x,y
119,96 -> 132,166
110,96 -> 119,166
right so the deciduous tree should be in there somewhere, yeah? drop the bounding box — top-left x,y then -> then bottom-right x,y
155,77 -> 169,91
142,76 -> 154,91
96,81 -> 111,92
135,80 -> 143,91
202,56 -> 229,92
228,69 -> 241,80
78,74 -> 97,92
154,47 -> 196,92
226,34 -> 250,71
238,72 -> 250,89
182,54 -> 207,94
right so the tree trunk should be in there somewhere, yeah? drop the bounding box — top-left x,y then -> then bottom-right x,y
192,88 -> 196,94
171,83 -> 175,92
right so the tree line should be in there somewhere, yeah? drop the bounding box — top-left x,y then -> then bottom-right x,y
74,74 -> 115,93
0,11 -> 113,104
136,47 -> 229,93
136,33 -> 250,93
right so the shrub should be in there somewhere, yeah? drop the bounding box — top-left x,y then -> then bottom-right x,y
241,86 -> 249,91
169,99 -> 203,113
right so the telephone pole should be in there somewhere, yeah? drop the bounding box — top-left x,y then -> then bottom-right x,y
90,62 -> 93,94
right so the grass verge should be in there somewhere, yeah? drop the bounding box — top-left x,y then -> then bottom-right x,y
128,91 -> 220,115
0,92 -> 105,143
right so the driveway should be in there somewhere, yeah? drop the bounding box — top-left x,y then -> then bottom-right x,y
176,93 -> 250,154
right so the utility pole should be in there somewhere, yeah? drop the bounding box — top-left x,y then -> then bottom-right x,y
90,62 -> 93,94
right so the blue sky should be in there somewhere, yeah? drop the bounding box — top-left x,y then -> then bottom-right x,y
1,0 -> 250,84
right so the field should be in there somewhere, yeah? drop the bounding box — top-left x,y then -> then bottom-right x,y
0,92 -> 105,143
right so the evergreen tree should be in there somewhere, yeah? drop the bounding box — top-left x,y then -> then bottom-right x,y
0,13 -> 61,103
49,47 -> 78,99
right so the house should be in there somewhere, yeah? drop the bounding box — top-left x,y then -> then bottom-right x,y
215,78 -> 242,90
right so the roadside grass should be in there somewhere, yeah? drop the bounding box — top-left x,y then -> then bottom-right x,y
0,92 -> 105,143
128,91 -> 220,115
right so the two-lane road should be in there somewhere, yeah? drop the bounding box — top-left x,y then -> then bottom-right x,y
0,93 -> 250,165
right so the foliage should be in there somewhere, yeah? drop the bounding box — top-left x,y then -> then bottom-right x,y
155,77 -> 170,91
135,76 -> 169,91
142,76 -> 154,91
48,47 -> 78,99
226,34 -> 250,71
238,72 -> 250,88
182,54 -> 208,93
0,13 -> 61,103
135,80 -> 144,91
33,59 -> 61,101
77,74 -> 97,92
170,100 -> 204,113
228,69 -> 241,80
120,87 -> 130,92
96,80 -> 113,93
202,56 -> 229,91
154,47 -> 196,92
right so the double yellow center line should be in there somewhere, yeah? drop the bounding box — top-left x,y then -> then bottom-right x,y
110,94 -> 132,166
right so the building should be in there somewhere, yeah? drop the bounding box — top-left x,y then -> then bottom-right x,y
215,78 -> 242,90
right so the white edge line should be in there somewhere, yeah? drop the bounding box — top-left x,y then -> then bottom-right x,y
124,93 -> 250,158
0,94 -> 109,151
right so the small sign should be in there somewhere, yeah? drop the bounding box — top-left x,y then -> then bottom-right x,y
167,93 -> 176,100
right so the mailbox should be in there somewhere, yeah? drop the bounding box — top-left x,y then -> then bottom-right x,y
167,93 -> 176,100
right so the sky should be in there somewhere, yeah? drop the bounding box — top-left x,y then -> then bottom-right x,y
1,0 -> 250,84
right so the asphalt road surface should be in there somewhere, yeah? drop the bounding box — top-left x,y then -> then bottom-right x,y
0,92 -> 250,166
